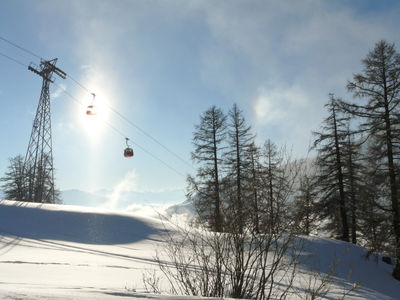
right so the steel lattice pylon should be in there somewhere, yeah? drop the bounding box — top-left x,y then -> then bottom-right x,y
24,58 -> 66,203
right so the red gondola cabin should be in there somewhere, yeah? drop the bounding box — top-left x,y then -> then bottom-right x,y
124,147 -> 134,157
86,105 -> 97,116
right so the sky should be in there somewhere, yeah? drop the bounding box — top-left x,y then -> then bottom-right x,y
1,0 -> 400,209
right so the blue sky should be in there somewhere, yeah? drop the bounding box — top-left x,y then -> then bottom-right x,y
1,0 -> 400,209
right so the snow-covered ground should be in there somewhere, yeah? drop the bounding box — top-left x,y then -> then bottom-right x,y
0,200 -> 399,299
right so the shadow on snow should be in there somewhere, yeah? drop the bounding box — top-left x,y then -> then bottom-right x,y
0,201 -> 157,245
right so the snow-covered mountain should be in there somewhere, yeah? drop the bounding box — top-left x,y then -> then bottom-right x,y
0,199 -> 399,299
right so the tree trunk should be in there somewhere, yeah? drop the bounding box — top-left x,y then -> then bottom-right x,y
251,153 -> 260,234
333,104 -> 349,242
348,135 -> 357,244
213,126 -> 222,233
268,154 -> 274,230
235,124 -> 243,233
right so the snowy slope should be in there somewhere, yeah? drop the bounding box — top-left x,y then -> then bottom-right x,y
297,237 -> 400,299
0,200 -> 168,299
0,200 -> 399,299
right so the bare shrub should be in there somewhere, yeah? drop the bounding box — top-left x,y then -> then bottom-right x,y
151,220 -> 304,299
293,253 -> 360,300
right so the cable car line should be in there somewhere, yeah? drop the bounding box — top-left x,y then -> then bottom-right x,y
67,72 -> 195,170
68,73 -> 92,93
0,40 -> 185,211
101,110 -> 186,178
1,36 -> 194,170
103,118 -> 186,178
132,142 -> 186,178
66,73 -> 194,170
107,105 -> 195,170
0,51 -> 29,68
51,81 -> 187,178
1,36 -> 194,173
0,36 -> 42,60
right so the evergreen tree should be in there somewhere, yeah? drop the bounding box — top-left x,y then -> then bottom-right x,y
261,140 -> 279,230
313,94 -> 349,242
246,142 -> 263,233
1,155 -> 26,201
188,106 -> 227,232
340,40 -> 400,279
224,104 -> 254,233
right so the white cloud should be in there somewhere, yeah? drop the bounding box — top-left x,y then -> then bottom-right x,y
196,1 -> 399,99
253,92 -> 287,124
103,170 -> 138,210
193,1 -> 399,156
251,83 -> 325,157
252,85 -> 309,125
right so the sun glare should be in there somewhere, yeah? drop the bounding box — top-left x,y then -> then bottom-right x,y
77,89 -> 111,141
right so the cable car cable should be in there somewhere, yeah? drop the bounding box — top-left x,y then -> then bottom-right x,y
0,36 -> 194,171
0,51 -> 185,211
0,51 -> 29,68
107,105 -> 195,170
66,75 -> 195,170
68,74 -> 92,94
52,82 -> 186,179
0,36 -> 42,60
103,118 -> 186,178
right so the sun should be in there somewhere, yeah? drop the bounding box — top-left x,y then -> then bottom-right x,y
77,90 -> 111,141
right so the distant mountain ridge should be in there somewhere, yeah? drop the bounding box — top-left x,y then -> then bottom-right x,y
0,188 -> 187,213
61,188 -> 185,210
61,189 -> 109,207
